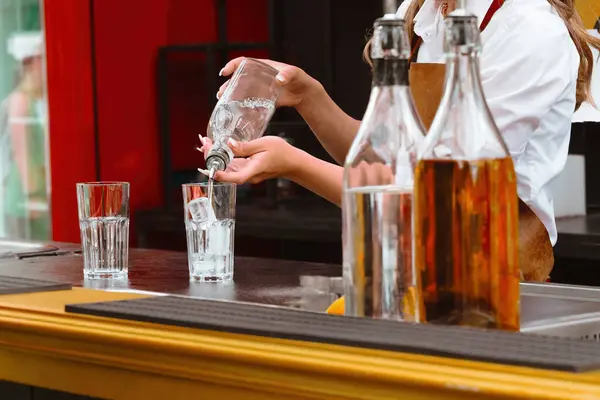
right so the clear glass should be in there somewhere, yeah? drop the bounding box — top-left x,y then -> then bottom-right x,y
206,58 -> 281,173
413,12 -> 520,331
0,1 -> 51,241
76,182 -> 130,279
342,16 -> 425,321
182,182 -> 236,282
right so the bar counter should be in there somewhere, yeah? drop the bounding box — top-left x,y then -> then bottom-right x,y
1,243 -> 600,399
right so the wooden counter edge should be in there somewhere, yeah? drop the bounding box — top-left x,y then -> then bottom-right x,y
0,288 -> 596,399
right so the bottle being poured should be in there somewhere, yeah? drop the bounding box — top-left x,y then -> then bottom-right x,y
413,7 -> 520,331
201,58 -> 281,183
342,14 -> 425,321
204,97 -> 276,180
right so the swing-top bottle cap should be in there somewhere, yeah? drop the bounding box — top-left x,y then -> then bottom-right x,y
371,15 -> 410,60
447,7 -> 477,20
444,10 -> 481,50
376,13 -> 403,24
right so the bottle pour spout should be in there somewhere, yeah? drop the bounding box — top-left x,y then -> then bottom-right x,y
205,149 -> 229,174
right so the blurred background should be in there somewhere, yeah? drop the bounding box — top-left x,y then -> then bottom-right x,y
0,0 -> 598,272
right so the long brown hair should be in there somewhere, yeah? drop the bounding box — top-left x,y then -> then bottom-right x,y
364,0 -> 600,107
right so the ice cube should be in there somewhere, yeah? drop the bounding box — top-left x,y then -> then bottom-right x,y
207,222 -> 230,255
187,197 -> 216,226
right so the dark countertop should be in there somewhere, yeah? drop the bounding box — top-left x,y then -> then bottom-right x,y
0,246 -> 342,311
2,243 -> 600,333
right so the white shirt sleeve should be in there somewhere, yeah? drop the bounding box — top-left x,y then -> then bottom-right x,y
480,13 -> 576,162
479,6 -> 579,244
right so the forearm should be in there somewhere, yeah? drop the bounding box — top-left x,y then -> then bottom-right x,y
296,79 -> 361,165
286,147 -> 344,206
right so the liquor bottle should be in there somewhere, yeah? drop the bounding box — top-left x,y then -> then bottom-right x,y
413,10 -> 520,331
342,14 -> 426,320
205,58 -> 280,179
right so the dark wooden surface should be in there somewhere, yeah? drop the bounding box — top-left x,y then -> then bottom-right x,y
0,245 -> 342,310
0,242 -> 585,325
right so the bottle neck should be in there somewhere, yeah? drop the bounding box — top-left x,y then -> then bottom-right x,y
444,46 -> 484,102
372,59 -> 409,87
206,145 -> 233,172
422,41 -> 508,160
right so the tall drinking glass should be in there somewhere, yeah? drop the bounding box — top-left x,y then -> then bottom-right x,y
183,182 -> 236,282
77,182 -> 130,279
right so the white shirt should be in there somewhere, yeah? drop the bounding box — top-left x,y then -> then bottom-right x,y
397,0 -> 580,246
572,29 -> 600,122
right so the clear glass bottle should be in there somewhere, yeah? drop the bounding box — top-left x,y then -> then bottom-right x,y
413,10 -> 520,331
205,58 -> 280,178
342,15 -> 425,320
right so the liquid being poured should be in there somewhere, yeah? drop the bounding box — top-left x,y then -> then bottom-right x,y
207,167 -> 216,210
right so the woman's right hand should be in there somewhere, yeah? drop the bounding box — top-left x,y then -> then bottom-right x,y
198,135 -> 299,184
217,57 -> 320,109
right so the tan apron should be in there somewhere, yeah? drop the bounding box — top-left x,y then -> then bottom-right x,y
408,64 -> 554,282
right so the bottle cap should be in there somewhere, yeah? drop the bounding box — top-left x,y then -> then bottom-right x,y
375,14 -> 404,26
371,16 -> 410,60
444,13 -> 480,50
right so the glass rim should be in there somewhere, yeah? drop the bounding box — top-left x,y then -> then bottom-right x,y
77,181 -> 130,187
182,182 -> 236,188
243,57 -> 279,76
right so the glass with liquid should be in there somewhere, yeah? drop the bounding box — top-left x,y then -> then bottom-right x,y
183,182 -> 236,282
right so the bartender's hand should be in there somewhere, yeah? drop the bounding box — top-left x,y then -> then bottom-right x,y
198,135 -> 299,184
217,57 -> 321,109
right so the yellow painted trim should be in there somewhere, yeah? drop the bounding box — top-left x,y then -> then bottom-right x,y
0,289 -> 598,398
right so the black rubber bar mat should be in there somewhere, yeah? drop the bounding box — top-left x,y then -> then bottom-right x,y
0,275 -> 71,295
66,295 -> 600,372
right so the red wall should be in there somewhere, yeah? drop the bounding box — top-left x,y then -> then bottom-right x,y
45,0 -> 269,243
166,0 -> 216,172
92,0 -> 170,244
45,0 -> 97,243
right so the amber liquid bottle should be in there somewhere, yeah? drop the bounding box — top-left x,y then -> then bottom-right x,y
413,11 -> 520,331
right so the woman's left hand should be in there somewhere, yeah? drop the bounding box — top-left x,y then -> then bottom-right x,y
198,135 -> 299,184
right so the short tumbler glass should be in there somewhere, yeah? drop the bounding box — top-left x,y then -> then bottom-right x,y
182,182 -> 236,282
76,182 -> 130,279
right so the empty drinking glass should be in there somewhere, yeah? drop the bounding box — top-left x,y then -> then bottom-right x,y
76,182 -> 130,279
183,182 -> 236,282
